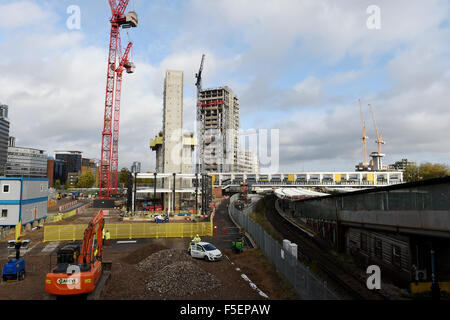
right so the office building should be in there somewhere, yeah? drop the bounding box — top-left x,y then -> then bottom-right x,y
47,157 -> 67,187
55,151 -> 82,183
388,159 -> 415,171
6,143 -> 47,178
0,104 -> 10,176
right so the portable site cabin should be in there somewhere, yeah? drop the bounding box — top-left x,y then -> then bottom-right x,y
0,177 -> 48,227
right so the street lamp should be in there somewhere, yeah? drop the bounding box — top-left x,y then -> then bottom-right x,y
195,173 -> 199,214
153,172 -> 157,214
131,161 -> 141,212
172,173 -> 176,216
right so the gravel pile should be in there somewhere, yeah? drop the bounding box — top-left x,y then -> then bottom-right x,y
146,261 -> 221,296
136,249 -> 221,296
136,249 -> 191,273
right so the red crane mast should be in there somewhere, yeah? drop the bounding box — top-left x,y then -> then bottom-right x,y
111,40 -> 135,192
99,0 -> 137,199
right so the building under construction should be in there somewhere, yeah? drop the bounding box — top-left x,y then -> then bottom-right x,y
150,70 -> 196,210
197,86 -> 240,173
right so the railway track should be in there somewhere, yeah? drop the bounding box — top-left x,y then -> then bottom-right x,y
263,196 -> 387,300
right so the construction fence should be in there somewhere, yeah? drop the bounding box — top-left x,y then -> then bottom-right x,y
46,203 -> 91,224
59,200 -> 78,213
131,210 -> 204,216
43,221 -> 213,242
228,194 -> 340,300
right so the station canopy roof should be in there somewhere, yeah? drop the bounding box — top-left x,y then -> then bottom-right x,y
274,188 -> 328,201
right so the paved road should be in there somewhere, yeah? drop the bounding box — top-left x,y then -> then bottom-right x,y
211,198 -> 253,251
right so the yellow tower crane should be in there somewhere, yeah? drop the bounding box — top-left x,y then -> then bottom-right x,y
358,98 -> 369,167
368,103 -> 385,154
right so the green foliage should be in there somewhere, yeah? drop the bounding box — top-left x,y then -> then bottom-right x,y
54,179 -> 61,190
76,171 -> 95,188
404,163 -> 421,182
404,162 -> 449,182
419,162 -> 449,180
119,168 -> 131,187
136,178 -> 155,184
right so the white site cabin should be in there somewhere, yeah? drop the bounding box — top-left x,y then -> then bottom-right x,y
0,177 -> 48,227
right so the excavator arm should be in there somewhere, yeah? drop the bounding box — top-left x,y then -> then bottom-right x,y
78,210 -> 104,265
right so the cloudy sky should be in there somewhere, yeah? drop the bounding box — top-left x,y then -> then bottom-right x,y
0,0 -> 449,173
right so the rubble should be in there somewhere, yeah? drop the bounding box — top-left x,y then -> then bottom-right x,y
136,249 -> 191,273
146,261 -> 221,296
136,249 -> 221,296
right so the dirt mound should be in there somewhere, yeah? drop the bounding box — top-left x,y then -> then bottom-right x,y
146,261 -> 221,296
136,249 -> 222,296
121,243 -> 168,265
135,248 -> 190,273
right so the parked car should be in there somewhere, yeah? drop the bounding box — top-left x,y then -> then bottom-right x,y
154,214 -> 169,223
189,242 -> 222,261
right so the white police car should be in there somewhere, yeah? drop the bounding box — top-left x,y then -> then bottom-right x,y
189,242 -> 222,261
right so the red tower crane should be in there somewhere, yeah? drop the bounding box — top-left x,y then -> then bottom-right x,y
111,40 -> 135,192
99,0 -> 137,200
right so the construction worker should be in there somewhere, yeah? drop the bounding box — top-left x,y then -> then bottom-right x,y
102,228 -> 106,245
189,234 -> 201,252
105,230 -> 111,246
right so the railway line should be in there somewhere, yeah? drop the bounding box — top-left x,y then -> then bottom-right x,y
262,196 -> 388,300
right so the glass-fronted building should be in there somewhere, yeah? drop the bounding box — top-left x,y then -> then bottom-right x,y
0,104 -> 10,176
6,146 -> 47,178
55,151 -> 82,180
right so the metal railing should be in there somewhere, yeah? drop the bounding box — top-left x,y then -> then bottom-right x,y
228,194 -> 339,300
220,180 -> 403,187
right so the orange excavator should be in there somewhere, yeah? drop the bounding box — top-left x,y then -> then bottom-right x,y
45,210 -> 110,296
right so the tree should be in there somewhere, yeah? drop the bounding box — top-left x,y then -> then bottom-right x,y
77,171 -> 95,188
419,162 -> 449,180
54,179 -> 62,190
404,164 -> 420,183
404,162 -> 449,182
119,167 -> 131,188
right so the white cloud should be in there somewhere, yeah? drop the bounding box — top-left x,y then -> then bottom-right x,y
0,0 -> 53,29
0,0 -> 449,174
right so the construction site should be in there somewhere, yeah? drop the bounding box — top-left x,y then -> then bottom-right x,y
1,0 -> 449,307
0,196 -> 297,300
0,1 -> 296,301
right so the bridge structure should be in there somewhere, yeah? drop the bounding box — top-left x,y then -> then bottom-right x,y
209,171 -> 403,189
64,171 -> 404,197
